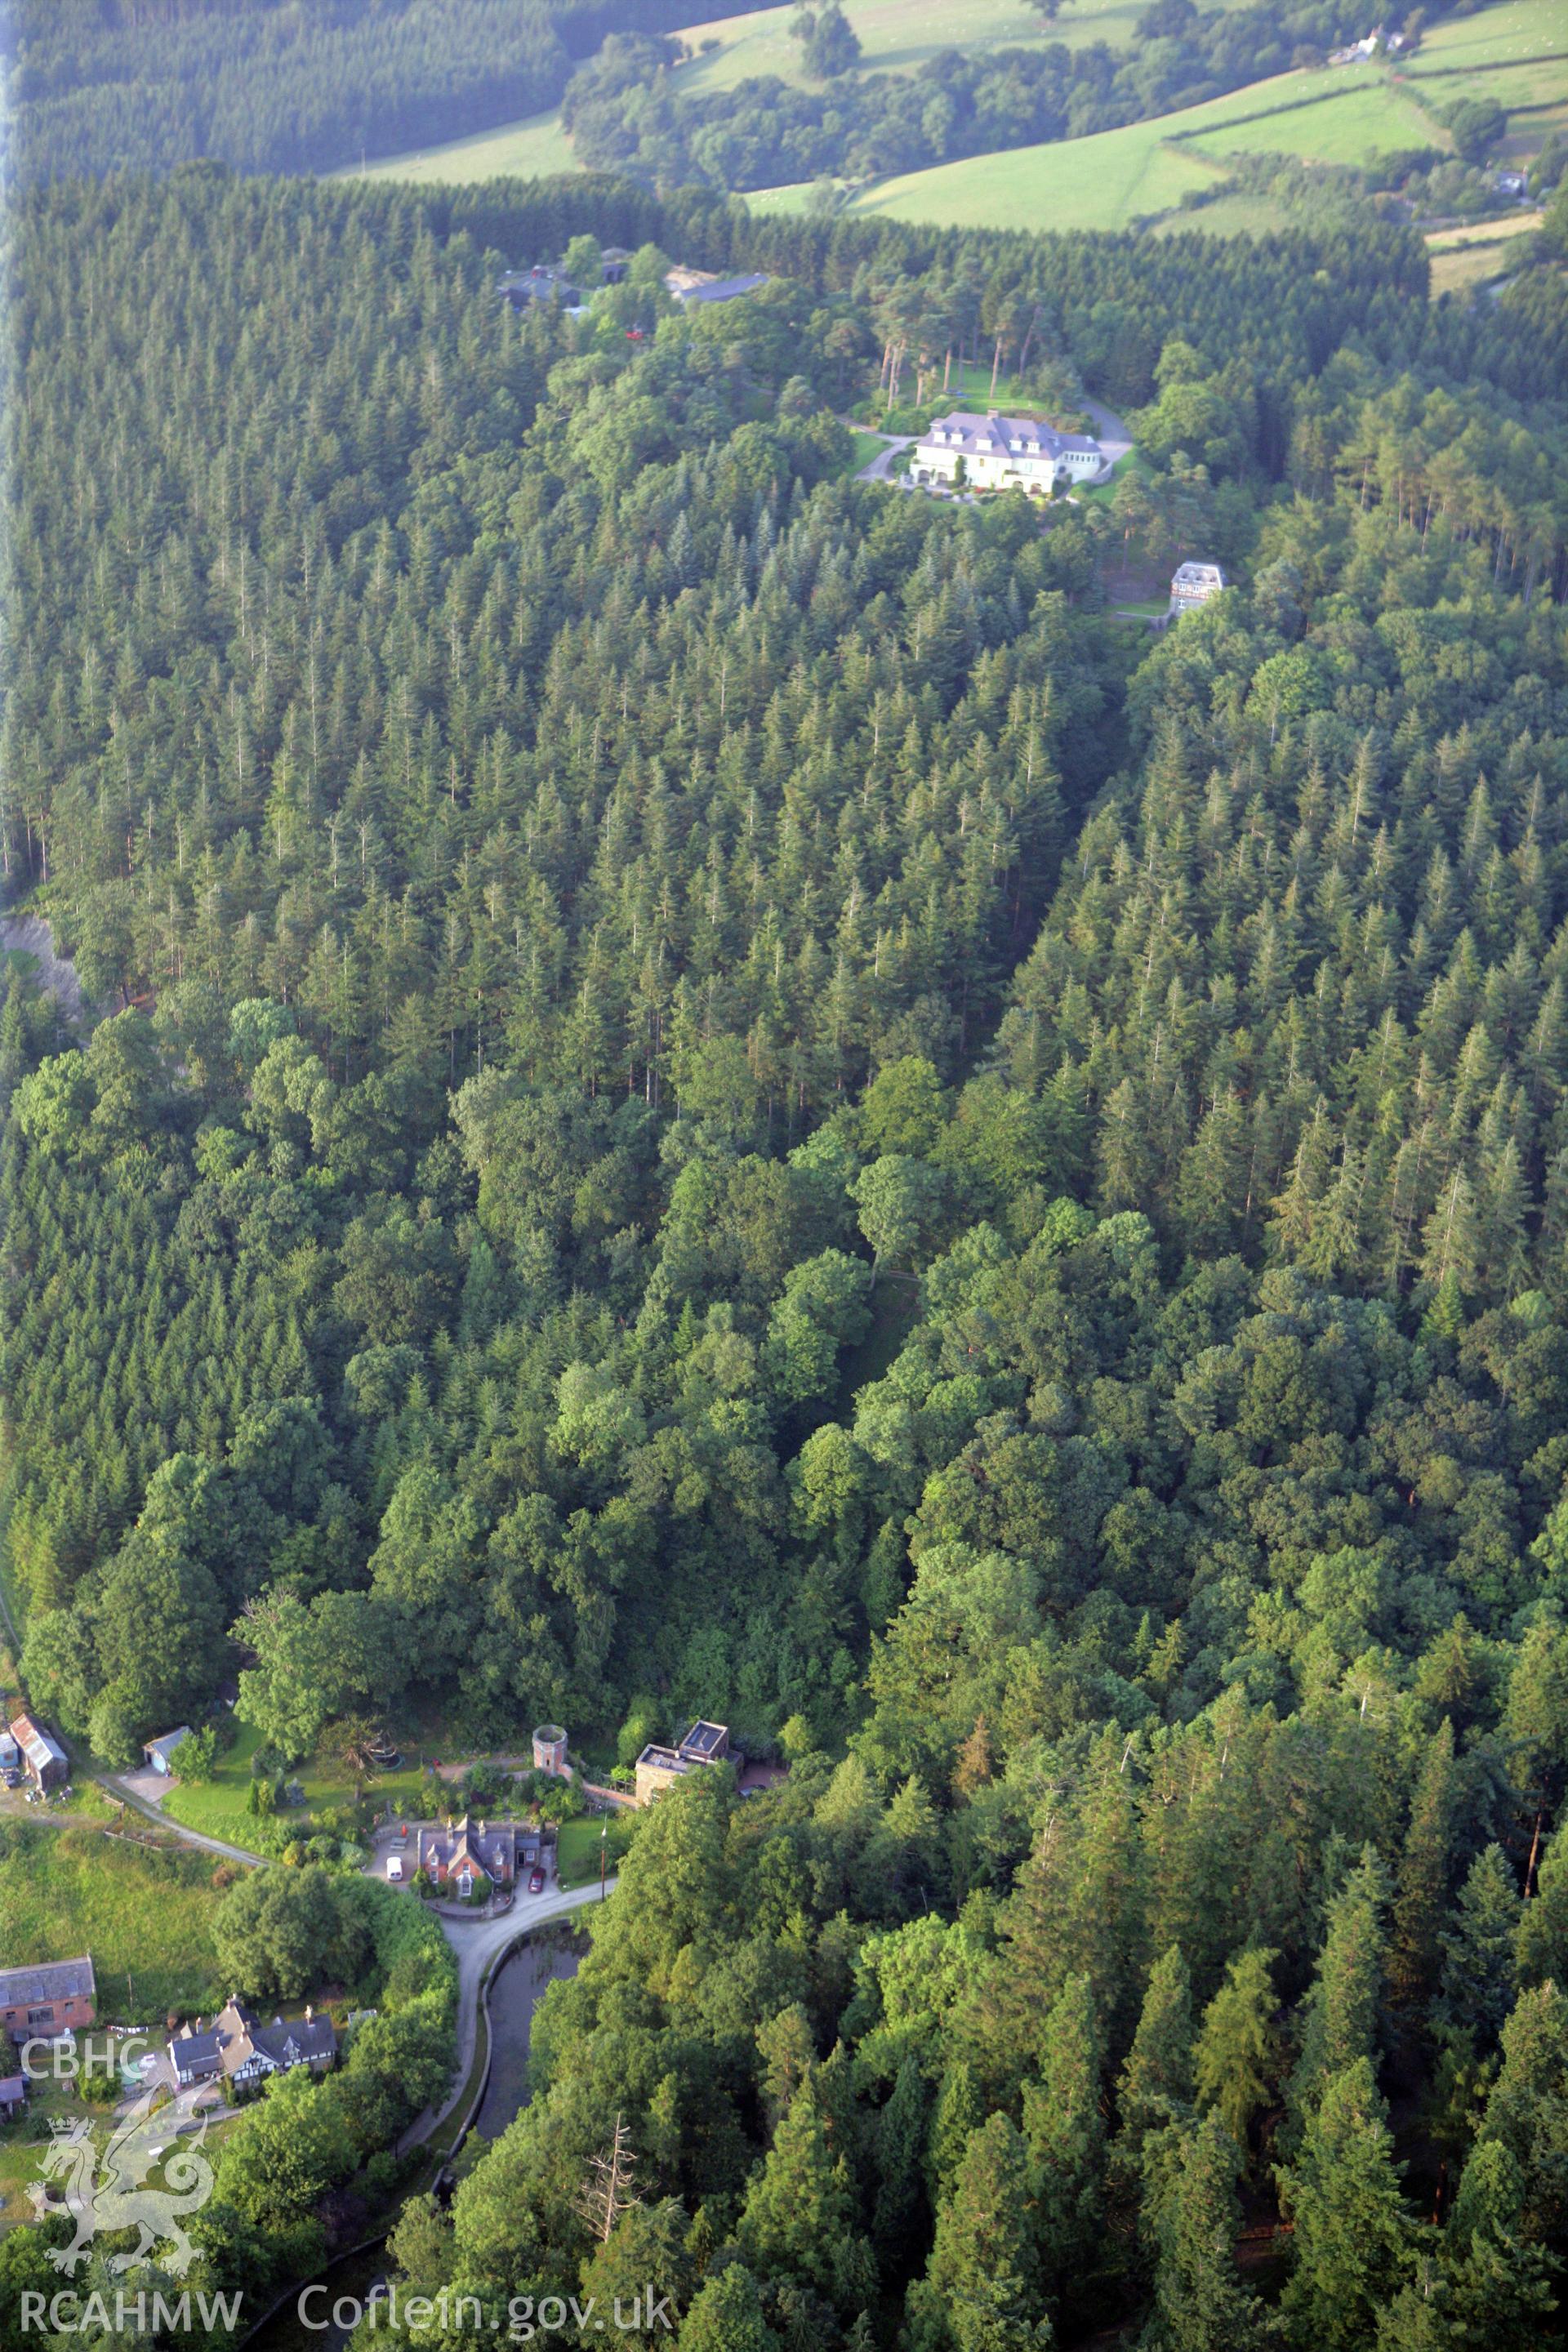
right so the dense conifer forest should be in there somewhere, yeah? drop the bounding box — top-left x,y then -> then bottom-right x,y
6,0 -> 743,181
5,155 -> 1568,2349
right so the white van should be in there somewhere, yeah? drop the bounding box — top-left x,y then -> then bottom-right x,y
386,1855 -> 404,1882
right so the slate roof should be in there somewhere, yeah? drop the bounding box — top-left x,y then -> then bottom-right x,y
417,1814 -> 533,1882
253,2011 -> 337,2069
497,264 -> 581,308
169,1998 -> 336,2083
919,412 -> 1102,461
0,1957 -> 96,2008
144,1726 -> 192,1767
675,273 -> 770,305
170,2028 -> 225,2082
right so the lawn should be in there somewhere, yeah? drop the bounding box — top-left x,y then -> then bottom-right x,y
556,1813 -> 637,1889
1076,444 -> 1153,508
160,1719 -> 431,1850
844,427 -> 888,472
0,1821 -> 224,2023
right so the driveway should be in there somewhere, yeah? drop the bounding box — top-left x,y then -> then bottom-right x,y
1079,394 -> 1135,476
118,1766 -> 174,1808
855,432 -> 917,482
838,418 -> 917,483
101,1771 -> 263,1869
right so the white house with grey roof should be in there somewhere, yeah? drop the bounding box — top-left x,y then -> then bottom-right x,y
912,412 -> 1107,495
168,1996 -> 336,2092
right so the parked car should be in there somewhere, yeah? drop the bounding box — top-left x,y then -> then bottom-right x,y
386,1855 -> 403,1882
528,1867 -> 546,1895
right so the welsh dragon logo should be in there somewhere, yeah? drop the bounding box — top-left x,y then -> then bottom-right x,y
27,2085 -> 215,2276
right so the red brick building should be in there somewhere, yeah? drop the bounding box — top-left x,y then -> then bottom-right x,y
0,1957 -> 96,2047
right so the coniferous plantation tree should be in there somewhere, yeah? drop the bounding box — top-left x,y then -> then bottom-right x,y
6,0 -> 741,181
4,159 -> 1568,2348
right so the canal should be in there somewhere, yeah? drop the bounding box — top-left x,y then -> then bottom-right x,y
473,1931 -> 581,2142
243,1930 -> 581,2350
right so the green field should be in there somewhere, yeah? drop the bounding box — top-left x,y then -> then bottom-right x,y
345,106 -> 579,185
0,1821 -> 223,2022
756,55 -> 1462,227
1187,78 -> 1445,167
1427,205 -> 1544,292
1401,0 -> 1568,108
844,127 -> 1215,228
1149,189 -> 1304,237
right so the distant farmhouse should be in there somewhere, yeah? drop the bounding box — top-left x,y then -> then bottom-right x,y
1169,560 -> 1227,617
1329,24 -> 1406,60
635,1720 -> 736,1806
912,412 -> 1107,496
497,254 -> 766,318
10,1711 -> 67,1793
0,1957 -> 96,2048
416,1814 -> 545,1896
168,1996 -> 336,2093
497,262 -> 585,314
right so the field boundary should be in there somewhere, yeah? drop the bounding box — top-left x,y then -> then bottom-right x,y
1401,50 -> 1568,80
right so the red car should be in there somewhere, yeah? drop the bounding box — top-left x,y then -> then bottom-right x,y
528,1866 -> 546,1895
